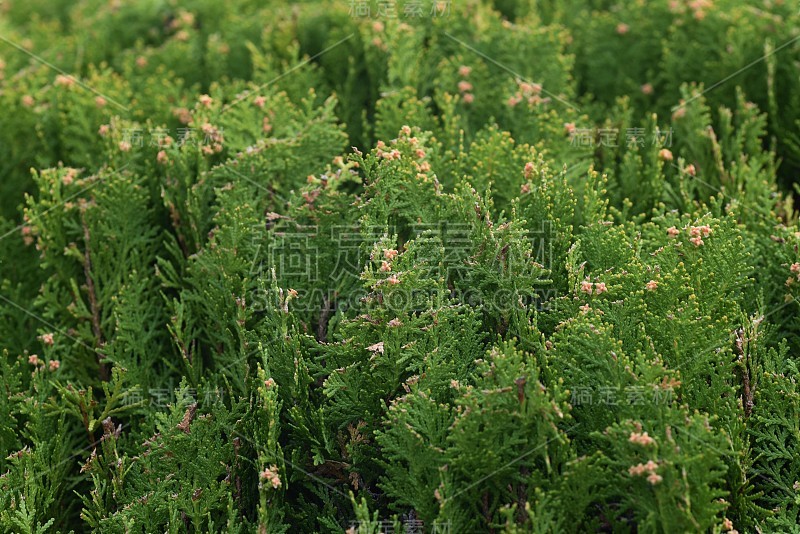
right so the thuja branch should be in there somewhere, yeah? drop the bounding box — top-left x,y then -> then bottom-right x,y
81,211 -> 108,381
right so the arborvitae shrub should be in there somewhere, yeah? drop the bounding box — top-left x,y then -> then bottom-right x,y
3,0 -> 800,532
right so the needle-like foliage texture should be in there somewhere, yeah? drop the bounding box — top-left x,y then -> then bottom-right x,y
2,1 -> 800,532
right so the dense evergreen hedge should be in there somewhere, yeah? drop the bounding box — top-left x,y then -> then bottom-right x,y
2,1 -> 800,532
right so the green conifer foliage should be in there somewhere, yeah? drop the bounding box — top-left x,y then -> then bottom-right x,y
3,0 -> 800,532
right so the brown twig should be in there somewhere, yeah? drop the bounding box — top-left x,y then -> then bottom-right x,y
82,213 -> 108,381
482,491 -> 495,534
166,198 -> 190,258
517,466 -> 530,524
317,293 -> 336,342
